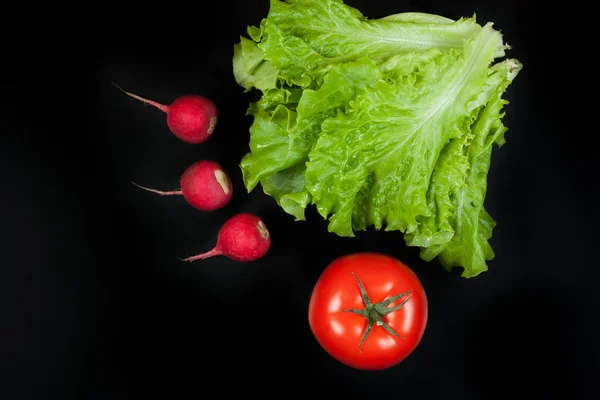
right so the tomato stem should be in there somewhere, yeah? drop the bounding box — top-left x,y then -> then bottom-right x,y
344,272 -> 413,352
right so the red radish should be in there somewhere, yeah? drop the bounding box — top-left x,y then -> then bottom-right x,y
181,213 -> 271,262
132,160 -> 233,211
112,82 -> 217,144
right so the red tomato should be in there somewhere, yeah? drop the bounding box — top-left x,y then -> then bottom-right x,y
308,252 -> 428,370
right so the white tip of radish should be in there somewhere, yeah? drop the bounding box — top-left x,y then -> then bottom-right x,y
208,116 -> 217,134
214,170 -> 231,194
257,221 -> 269,240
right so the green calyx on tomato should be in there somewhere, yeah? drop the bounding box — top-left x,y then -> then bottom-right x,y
344,272 -> 413,352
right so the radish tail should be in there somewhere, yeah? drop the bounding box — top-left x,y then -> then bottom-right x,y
130,181 -> 183,196
112,82 -> 170,113
180,248 -> 223,262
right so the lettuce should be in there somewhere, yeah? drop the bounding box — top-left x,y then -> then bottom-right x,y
232,0 -> 522,278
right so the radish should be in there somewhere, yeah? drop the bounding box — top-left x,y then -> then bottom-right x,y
113,82 -> 217,144
132,160 -> 233,211
181,213 -> 271,262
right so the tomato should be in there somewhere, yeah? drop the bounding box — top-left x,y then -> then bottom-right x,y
308,252 -> 428,370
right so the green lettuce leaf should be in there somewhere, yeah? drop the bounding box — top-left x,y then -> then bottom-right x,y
418,59 -> 522,277
260,164 -> 311,221
305,25 -> 505,238
232,36 -> 279,92
232,0 -> 522,278
241,58 -> 382,192
259,0 -> 487,86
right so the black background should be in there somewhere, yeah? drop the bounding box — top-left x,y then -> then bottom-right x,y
1,0 -> 598,398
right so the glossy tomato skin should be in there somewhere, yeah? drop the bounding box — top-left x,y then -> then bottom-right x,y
308,252 -> 428,370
